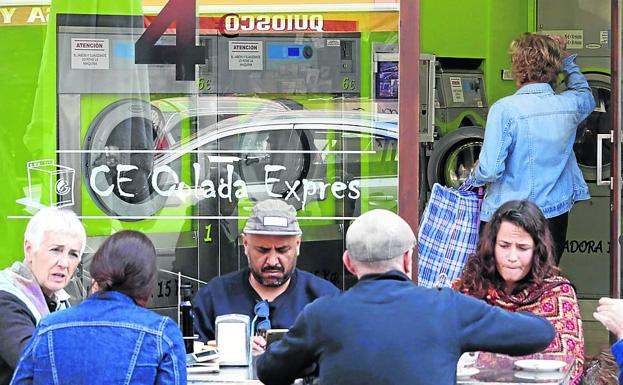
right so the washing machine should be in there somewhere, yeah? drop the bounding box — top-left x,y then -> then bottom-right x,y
57,15 -> 369,296
193,33 -> 364,291
537,0 -> 612,355
56,14 -> 205,315
426,63 -> 487,190
370,45 -> 486,205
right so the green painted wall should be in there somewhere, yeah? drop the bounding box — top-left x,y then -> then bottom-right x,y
0,0 -> 143,267
421,0 -> 534,105
0,25 -> 47,264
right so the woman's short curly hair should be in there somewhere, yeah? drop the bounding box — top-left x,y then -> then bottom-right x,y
511,33 -> 563,87
455,200 -> 560,298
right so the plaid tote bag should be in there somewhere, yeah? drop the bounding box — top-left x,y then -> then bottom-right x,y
417,182 -> 482,288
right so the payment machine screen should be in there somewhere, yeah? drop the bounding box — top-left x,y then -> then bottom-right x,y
376,61 -> 398,99
267,43 -> 310,60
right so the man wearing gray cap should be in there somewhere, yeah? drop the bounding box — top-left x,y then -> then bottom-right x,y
257,209 -> 556,385
193,199 -> 339,351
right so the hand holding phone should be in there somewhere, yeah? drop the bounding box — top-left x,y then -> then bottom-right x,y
265,329 -> 288,346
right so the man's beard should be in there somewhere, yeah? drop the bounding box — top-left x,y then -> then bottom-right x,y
251,264 -> 295,287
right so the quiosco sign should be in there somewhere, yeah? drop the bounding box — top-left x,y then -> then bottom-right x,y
223,14 -> 324,33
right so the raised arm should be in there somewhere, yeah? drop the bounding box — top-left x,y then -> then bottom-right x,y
560,53 -> 596,122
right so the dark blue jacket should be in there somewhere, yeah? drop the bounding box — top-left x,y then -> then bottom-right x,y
611,339 -> 623,384
257,271 -> 555,385
193,267 -> 339,341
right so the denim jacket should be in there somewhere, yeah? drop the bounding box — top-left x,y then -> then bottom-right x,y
10,291 -> 187,385
472,54 -> 595,221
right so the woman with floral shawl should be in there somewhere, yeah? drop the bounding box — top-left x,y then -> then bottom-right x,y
454,200 -> 584,385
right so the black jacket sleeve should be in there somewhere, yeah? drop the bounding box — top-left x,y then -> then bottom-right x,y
0,292 -> 36,369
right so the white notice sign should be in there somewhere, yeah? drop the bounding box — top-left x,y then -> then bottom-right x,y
229,41 -> 263,70
449,76 -> 464,103
600,30 -> 609,46
71,38 -> 109,69
541,30 -> 584,50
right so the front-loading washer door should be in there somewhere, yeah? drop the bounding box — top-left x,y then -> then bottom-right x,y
83,99 -> 177,219
574,73 -> 611,181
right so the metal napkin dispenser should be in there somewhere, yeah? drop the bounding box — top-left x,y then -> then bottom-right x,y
215,314 -> 250,366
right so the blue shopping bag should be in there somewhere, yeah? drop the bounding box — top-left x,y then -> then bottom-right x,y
417,182 -> 482,288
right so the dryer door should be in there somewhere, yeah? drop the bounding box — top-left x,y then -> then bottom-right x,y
83,99 -> 178,218
574,73 -> 611,181
426,126 -> 484,189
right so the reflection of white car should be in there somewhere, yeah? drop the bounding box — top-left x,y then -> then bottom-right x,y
150,96 -> 303,148
154,110 -> 399,214
83,96 -> 298,217
84,104 -> 398,217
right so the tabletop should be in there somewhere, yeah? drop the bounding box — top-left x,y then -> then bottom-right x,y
188,365 -> 260,384
456,352 -> 575,385
187,352 -> 575,385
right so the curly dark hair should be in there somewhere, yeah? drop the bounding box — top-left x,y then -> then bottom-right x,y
455,200 -> 559,298
511,33 -> 563,87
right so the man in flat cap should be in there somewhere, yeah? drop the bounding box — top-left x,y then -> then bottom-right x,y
257,209 -> 556,385
193,199 -> 339,352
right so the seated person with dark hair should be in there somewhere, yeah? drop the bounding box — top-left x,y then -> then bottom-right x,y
11,230 -> 186,385
257,209 -> 555,385
193,199 -> 339,353
454,200 -> 584,385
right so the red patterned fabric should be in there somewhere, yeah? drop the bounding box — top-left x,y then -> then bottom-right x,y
472,276 -> 584,385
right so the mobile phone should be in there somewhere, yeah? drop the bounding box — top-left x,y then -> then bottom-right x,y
192,348 -> 220,362
265,329 -> 288,346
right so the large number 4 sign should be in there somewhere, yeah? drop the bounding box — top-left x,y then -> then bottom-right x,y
135,0 -> 206,80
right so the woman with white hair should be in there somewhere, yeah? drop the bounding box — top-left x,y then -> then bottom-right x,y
0,207 -> 86,385
11,230 -> 186,385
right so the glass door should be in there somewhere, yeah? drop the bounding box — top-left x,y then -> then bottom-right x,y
614,0 -> 622,302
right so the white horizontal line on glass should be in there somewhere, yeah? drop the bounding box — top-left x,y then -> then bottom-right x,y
56,149 -> 376,154
8,215 -> 357,220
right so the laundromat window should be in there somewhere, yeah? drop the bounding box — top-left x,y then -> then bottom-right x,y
1,0 -> 401,313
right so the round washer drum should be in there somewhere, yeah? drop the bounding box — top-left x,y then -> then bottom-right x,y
427,126 -> 484,189
82,99 -> 178,219
573,72 -> 611,181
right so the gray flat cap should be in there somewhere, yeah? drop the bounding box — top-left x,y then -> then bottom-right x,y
243,199 -> 302,236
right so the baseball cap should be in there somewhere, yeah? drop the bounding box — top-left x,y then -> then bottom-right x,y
243,199 -> 302,236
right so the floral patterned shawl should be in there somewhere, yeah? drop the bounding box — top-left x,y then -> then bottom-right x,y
481,276 -> 584,385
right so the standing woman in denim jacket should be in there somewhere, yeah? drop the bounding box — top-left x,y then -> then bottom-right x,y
470,33 -> 596,264
10,231 -> 187,385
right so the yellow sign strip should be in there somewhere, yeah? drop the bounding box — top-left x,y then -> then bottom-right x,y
0,6 -> 49,26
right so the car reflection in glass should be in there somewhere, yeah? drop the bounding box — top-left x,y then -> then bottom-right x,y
153,109 -> 399,218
